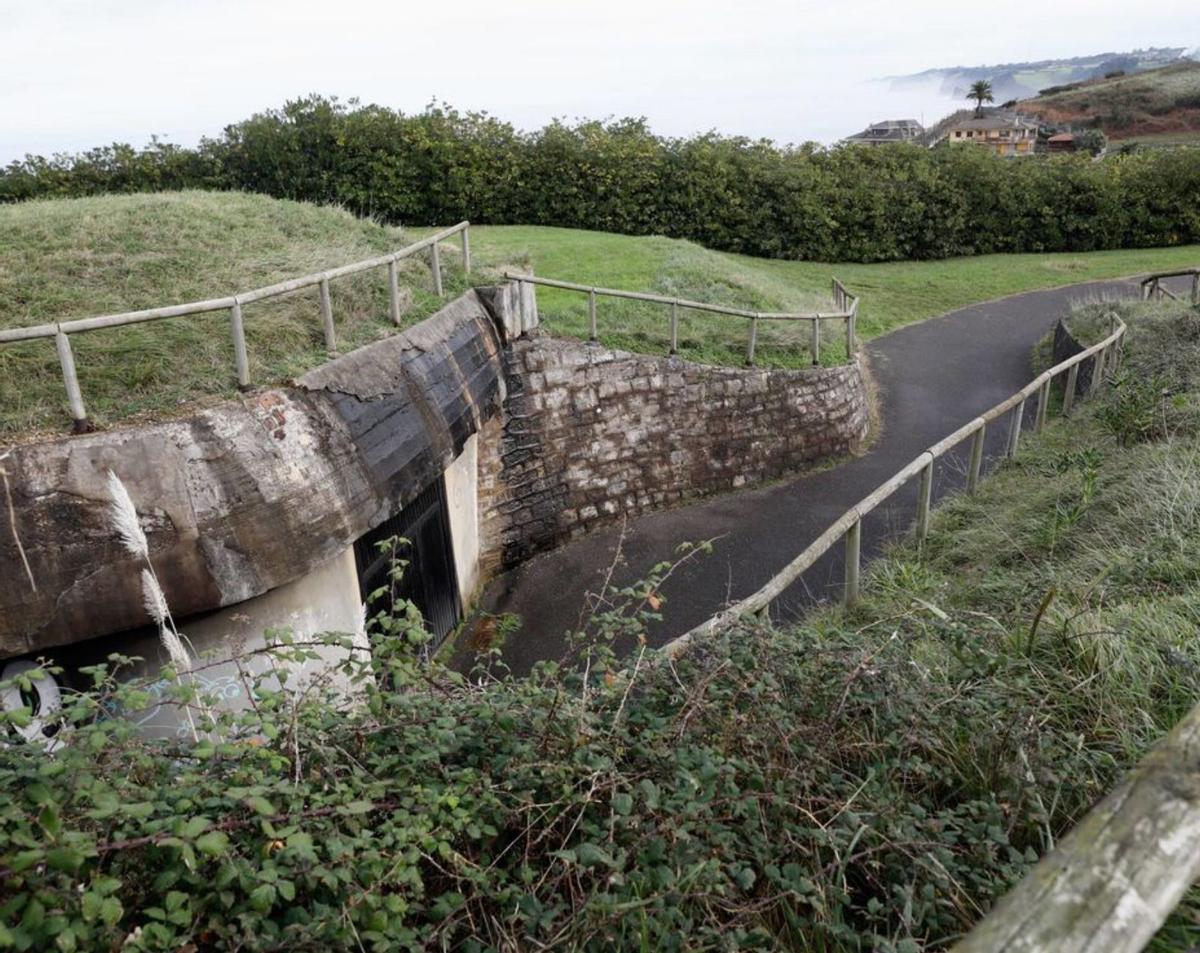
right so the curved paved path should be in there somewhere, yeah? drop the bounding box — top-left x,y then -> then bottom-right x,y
459,277 -> 1150,673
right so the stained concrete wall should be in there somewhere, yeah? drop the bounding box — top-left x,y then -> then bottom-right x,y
1,291 -> 508,659
86,548 -> 368,740
444,434 -> 481,606
478,333 -> 871,567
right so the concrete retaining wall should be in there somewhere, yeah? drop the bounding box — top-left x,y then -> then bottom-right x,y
478,334 -> 871,567
1,292 -> 507,658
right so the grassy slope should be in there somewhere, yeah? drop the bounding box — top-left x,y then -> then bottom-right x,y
748,298 -> 1200,946
3,192 -> 1198,435
0,192 -> 469,435
469,224 -> 1200,362
1019,60 -> 1200,141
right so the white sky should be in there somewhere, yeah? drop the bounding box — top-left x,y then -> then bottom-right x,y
1,0 -> 1196,163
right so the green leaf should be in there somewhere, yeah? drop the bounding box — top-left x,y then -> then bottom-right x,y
38,804 -> 61,838
249,883 -> 276,913
339,800 -> 374,816
245,796 -> 276,817
195,831 -> 229,856
182,816 -> 210,839
612,793 -> 633,816
45,847 -> 84,874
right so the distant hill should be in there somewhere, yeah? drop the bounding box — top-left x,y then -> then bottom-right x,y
1018,61 -> 1200,143
888,47 -> 1191,103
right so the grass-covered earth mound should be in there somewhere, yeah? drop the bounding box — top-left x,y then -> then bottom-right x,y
0,192 -> 472,435
3,190 -> 1200,435
2,298 -> 1198,950
467,224 -> 1200,368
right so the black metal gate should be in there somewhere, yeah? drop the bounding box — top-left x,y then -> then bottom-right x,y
354,477 -> 462,646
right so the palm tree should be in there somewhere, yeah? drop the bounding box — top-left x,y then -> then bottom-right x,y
967,80 -> 995,117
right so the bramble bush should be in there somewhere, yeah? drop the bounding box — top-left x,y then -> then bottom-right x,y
3,305 -> 1199,951
3,96 -> 1199,262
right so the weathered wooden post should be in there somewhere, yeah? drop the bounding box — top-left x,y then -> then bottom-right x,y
431,243 -> 444,297
845,310 -> 856,361
388,259 -> 402,326
844,516 -> 861,606
1008,400 -> 1024,457
746,315 -> 759,366
229,297 -> 250,389
1063,363 -> 1080,415
1090,347 -> 1106,397
1192,270 -> 1199,306
916,456 -> 934,542
967,424 -> 986,494
1035,378 -> 1050,433
588,290 -> 598,342
811,316 -> 821,366
460,227 -> 471,273
55,328 -> 89,432
669,301 -> 679,355
318,277 -> 337,355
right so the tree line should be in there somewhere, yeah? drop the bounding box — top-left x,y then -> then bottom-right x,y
3,95 -> 1198,263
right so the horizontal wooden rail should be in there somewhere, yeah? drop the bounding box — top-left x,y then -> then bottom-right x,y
954,700 -> 1200,953
1141,267 -> 1200,305
0,223 -> 471,430
663,313 -> 1126,658
504,271 -> 860,367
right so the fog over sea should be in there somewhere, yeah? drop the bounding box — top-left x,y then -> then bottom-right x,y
1,0 -> 1194,164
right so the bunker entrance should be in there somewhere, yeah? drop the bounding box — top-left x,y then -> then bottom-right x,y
354,477 -> 462,647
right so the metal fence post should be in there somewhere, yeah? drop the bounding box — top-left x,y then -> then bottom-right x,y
1034,379 -> 1050,433
588,290 -> 598,342
388,259 -> 402,326
670,301 -> 679,355
1008,400 -> 1024,457
460,227 -> 471,273
746,316 -> 759,366
811,316 -> 821,366
229,297 -> 250,389
916,457 -> 934,542
1063,363 -> 1079,415
431,243 -> 444,297
967,424 -> 985,494
55,328 -> 89,432
318,278 -> 337,355
844,516 -> 861,607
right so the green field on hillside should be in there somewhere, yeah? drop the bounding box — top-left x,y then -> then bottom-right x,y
1022,60 -> 1200,140
467,224 -> 1200,362
2,192 -> 1198,435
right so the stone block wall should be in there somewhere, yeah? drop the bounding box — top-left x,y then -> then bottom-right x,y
478,333 -> 871,569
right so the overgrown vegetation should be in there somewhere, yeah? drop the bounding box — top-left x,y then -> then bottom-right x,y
3,96 -> 1200,262
0,192 -> 470,435
2,299 -> 1199,950
1022,60 -> 1200,143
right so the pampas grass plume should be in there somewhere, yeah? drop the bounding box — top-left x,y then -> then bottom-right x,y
107,469 -> 148,559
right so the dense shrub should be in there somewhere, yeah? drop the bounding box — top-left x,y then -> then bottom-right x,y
4,304 -> 1200,950
3,97 -> 1200,263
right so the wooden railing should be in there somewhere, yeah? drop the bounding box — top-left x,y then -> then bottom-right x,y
952,699 -> 1200,952
503,272 -> 860,366
1141,267 -> 1200,304
663,311 -> 1126,657
0,222 -> 472,432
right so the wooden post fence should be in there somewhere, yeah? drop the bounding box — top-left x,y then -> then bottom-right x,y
0,222 -> 471,431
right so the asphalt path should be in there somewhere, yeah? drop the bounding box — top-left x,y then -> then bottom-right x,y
458,276 -> 1159,674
